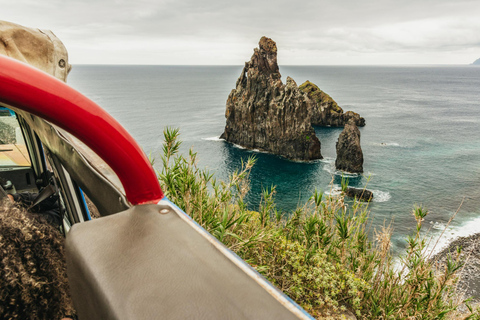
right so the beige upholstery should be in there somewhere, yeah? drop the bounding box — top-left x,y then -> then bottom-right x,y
66,203 -> 311,320
0,20 -> 71,82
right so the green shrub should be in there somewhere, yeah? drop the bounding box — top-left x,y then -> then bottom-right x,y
157,128 -> 480,319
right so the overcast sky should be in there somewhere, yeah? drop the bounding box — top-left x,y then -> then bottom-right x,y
2,0 -> 480,65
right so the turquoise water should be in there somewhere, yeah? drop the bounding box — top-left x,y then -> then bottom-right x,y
68,65 -> 480,253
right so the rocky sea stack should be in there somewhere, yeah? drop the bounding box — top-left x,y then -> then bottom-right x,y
336,119 -> 363,173
299,81 -> 365,127
220,37 -> 321,161
345,187 -> 373,202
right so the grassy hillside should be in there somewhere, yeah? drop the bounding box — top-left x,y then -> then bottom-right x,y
157,128 -> 480,319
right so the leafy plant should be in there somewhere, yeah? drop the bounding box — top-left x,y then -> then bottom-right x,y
341,175 -> 349,193
157,128 -> 480,319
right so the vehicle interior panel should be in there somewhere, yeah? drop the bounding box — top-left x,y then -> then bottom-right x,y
12,109 -> 130,216
66,203 -> 309,320
0,167 -> 36,193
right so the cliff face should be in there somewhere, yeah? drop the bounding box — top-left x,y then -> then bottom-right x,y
335,120 -> 363,173
299,81 -> 365,127
220,37 -> 322,161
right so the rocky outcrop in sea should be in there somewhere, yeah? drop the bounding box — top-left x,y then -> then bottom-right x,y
335,119 -> 363,173
345,187 -> 373,202
220,37 -> 322,161
299,80 -> 365,127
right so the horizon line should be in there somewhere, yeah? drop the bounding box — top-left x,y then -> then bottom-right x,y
70,63 -> 479,67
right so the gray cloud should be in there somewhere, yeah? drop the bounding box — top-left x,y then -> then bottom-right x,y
1,0 -> 479,64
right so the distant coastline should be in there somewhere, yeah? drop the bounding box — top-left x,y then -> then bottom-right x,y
472,58 -> 480,65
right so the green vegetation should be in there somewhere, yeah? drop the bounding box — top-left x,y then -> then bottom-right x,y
158,128 -> 479,319
299,81 -> 344,114
341,176 -> 349,193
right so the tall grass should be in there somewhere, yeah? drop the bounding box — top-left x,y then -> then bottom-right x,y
158,128 -> 479,319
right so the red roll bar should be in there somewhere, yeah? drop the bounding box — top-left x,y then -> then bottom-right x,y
0,55 -> 164,205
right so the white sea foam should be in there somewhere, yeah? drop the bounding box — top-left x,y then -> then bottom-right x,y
235,146 -> 270,156
431,221 -> 446,231
320,157 -> 335,164
427,216 -> 480,256
202,136 -> 224,141
372,190 -> 391,202
325,187 -> 391,203
340,172 -> 360,178
378,142 -> 400,147
322,163 -> 375,179
280,157 -> 324,164
322,164 -> 359,177
232,143 -> 246,149
324,186 -> 343,197
322,163 -> 335,174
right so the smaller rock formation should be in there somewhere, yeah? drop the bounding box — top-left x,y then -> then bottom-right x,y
220,37 -> 322,161
299,81 -> 365,127
335,119 -> 363,173
472,58 -> 480,65
345,187 -> 373,202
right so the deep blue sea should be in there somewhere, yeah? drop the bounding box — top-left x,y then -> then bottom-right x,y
68,65 -> 480,254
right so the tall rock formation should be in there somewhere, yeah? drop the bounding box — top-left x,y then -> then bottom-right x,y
335,119 -> 363,173
299,81 -> 365,127
220,37 -> 321,161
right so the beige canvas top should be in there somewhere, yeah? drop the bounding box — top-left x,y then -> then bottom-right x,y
0,20 -> 71,82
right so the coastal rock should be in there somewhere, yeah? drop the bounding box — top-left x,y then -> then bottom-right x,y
299,80 -> 365,127
472,58 -> 480,65
345,187 -> 373,202
220,37 -> 322,161
432,233 -> 480,301
335,120 -> 363,173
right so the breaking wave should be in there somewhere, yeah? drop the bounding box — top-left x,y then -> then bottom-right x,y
427,216 -> 480,256
371,190 -> 391,202
378,142 -> 400,147
202,136 -> 224,141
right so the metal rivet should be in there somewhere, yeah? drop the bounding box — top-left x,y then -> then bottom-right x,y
58,59 -> 66,68
159,208 -> 169,215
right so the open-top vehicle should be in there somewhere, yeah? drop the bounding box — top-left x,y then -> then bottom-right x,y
0,54 -> 315,319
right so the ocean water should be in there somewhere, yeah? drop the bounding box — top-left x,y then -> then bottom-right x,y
68,65 -> 480,254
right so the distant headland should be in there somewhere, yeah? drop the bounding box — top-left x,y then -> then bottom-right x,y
472,58 -> 480,65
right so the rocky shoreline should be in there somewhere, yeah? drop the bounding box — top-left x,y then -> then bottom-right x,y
431,233 -> 480,301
